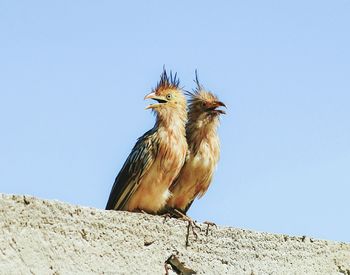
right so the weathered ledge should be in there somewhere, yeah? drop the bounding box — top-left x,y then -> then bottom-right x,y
0,194 -> 349,274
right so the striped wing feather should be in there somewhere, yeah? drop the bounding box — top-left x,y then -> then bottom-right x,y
105,129 -> 158,210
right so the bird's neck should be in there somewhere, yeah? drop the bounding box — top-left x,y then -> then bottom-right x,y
155,109 -> 187,138
186,117 -> 220,153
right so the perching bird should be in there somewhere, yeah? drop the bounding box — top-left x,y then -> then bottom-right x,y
166,73 -> 226,215
105,69 -> 188,214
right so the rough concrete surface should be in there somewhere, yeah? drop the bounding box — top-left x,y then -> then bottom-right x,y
0,194 -> 349,275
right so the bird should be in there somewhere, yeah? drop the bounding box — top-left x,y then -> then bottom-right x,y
105,69 -> 188,214
166,72 -> 226,216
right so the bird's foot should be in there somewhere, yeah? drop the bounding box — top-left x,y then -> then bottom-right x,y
164,209 -> 201,247
161,212 -> 174,223
171,209 -> 201,247
135,208 -> 149,215
185,218 -> 201,247
169,208 -> 185,219
203,221 -> 217,236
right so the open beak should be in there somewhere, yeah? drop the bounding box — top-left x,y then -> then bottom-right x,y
208,100 -> 227,114
144,92 -> 167,110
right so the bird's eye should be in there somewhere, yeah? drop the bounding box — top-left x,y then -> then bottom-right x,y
166,94 -> 172,100
202,102 -> 207,107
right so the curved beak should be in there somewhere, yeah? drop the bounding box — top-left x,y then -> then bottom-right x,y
210,100 -> 227,114
144,92 -> 156,100
144,92 -> 167,110
213,101 -> 227,108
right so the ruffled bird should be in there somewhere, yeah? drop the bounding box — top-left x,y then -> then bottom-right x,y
105,69 -> 188,214
166,72 -> 226,215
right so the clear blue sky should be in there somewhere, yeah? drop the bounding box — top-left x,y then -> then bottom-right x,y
1,1 -> 349,242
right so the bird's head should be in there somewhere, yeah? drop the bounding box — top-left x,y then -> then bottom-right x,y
144,69 -> 187,124
187,72 -> 226,124
187,91 -> 226,118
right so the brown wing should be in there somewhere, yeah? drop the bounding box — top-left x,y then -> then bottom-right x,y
105,129 -> 159,210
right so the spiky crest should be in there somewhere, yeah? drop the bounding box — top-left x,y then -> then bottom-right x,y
154,66 -> 180,94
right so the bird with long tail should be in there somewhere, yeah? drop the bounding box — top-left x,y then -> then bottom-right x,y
165,71 -> 226,245
105,69 -> 188,214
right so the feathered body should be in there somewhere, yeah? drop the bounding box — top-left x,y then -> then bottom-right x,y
166,80 -> 226,214
106,70 -> 188,213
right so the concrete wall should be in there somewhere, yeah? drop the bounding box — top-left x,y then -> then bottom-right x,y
0,194 -> 349,274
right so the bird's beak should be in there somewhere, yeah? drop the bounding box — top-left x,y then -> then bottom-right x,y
210,100 -> 227,114
144,92 -> 156,100
144,92 -> 167,110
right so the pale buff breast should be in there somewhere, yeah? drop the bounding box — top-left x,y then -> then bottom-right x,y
168,136 -> 220,211
126,131 -> 187,213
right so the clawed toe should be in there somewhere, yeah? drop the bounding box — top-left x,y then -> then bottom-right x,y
203,221 -> 217,236
161,212 -> 173,223
185,219 -> 201,247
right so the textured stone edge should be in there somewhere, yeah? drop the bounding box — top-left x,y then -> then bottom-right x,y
0,193 -> 349,275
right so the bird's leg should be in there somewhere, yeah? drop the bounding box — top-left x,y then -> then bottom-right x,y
160,207 -> 178,223
203,221 -> 217,236
185,218 -> 201,247
162,208 -> 201,246
170,209 -> 201,247
161,212 -> 174,223
135,208 -> 149,215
